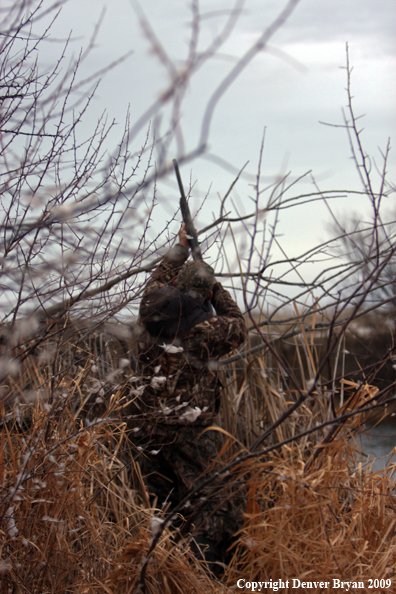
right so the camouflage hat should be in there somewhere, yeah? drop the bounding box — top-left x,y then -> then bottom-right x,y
176,260 -> 215,302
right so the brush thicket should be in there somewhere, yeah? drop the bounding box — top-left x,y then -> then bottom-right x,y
1,314 -> 395,593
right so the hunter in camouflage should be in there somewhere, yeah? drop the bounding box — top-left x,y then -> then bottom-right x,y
129,224 -> 247,562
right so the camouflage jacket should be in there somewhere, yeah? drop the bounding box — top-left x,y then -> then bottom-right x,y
130,244 -> 247,427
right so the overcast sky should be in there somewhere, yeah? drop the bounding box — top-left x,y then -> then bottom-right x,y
40,0 -> 396,286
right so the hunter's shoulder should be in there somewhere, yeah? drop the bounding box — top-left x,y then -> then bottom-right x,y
163,244 -> 190,266
183,311 -> 247,355
142,244 -> 189,295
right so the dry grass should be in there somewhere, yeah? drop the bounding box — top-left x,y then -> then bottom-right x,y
0,396 -> 228,593
0,349 -> 232,593
1,322 -> 396,593
103,533 -> 230,594
225,424 -> 396,591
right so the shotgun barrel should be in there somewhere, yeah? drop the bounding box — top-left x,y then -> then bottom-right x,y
172,159 -> 202,261
172,158 -> 214,313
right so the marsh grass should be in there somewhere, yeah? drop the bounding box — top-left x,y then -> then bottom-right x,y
225,434 -> 396,589
1,317 -> 395,593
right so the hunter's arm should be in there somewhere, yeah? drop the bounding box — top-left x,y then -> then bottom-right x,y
142,243 -> 189,298
142,224 -> 190,297
182,281 -> 247,358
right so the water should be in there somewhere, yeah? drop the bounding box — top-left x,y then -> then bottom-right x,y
356,421 -> 396,474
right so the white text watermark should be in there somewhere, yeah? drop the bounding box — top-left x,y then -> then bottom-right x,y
236,578 -> 392,592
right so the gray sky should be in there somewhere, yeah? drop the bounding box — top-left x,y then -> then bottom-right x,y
41,0 -> 396,290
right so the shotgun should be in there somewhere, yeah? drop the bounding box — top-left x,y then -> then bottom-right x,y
172,158 -> 214,313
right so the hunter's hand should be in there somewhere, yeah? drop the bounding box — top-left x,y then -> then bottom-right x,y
178,223 -> 196,250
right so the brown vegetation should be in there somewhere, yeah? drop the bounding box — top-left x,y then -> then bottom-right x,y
1,334 -> 396,593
